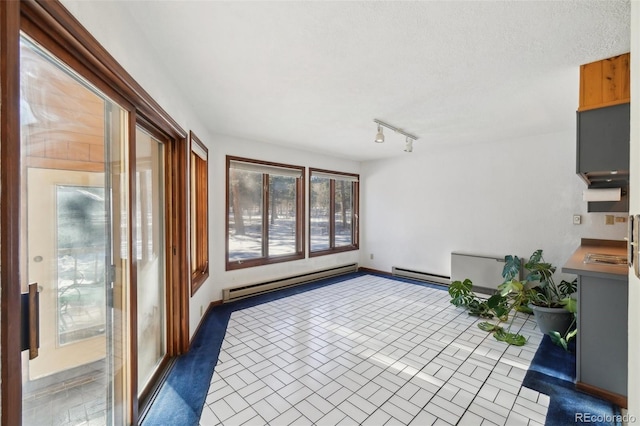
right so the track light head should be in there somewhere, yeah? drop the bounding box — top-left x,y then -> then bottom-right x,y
404,137 -> 413,153
373,119 -> 418,152
375,124 -> 385,143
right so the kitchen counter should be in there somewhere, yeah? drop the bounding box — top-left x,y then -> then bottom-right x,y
562,238 -> 627,280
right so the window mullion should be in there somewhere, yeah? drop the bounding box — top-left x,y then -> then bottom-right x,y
351,182 -> 358,245
329,179 -> 336,249
262,173 -> 269,258
296,176 -> 304,254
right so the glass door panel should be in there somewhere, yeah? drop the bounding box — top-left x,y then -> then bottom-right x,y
135,127 -> 166,394
20,36 -> 129,425
27,169 -> 106,379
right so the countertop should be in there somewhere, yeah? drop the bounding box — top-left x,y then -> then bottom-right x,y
562,238 -> 628,280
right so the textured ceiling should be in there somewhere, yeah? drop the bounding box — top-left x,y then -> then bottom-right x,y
117,1 -> 629,161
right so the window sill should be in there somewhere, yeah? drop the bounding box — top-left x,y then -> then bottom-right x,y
309,245 -> 359,258
226,252 -> 305,271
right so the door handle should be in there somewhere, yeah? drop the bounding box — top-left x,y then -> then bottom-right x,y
21,282 -> 39,359
635,215 -> 640,278
628,216 -> 634,269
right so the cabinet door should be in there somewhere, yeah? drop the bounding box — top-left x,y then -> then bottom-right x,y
577,103 -> 630,174
579,53 -> 630,111
577,275 -> 628,398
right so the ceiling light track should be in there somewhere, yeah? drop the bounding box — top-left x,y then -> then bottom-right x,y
373,119 -> 419,152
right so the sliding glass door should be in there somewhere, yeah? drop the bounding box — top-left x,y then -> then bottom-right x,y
19,36 -> 130,424
1,3 -> 191,423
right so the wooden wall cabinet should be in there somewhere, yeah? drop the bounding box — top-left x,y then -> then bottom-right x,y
579,53 -> 630,112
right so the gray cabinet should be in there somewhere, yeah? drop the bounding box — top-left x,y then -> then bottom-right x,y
576,274 -> 628,403
577,103 -> 630,177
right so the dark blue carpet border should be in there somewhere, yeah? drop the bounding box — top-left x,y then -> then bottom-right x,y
142,271 -> 444,425
522,335 -> 623,426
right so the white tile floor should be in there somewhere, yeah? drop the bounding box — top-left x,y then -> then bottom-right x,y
199,275 -> 549,426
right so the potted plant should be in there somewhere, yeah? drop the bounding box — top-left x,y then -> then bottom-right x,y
448,250 -> 577,349
523,249 -> 577,349
448,254 -> 531,346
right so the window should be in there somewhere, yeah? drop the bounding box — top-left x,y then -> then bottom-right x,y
190,132 -> 209,294
226,157 -> 305,269
309,169 -> 359,255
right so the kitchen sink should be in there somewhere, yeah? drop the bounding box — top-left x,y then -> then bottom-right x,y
583,253 -> 628,266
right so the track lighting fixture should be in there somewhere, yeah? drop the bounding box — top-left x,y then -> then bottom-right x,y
373,119 -> 419,152
375,124 -> 385,143
404,137 -> 413,153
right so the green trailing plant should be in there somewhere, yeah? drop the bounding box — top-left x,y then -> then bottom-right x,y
448,279 -> 493,318
448,254 -> 531,346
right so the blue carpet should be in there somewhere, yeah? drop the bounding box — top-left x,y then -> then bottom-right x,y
523,335 -> 623,426
142,271 -> 444,425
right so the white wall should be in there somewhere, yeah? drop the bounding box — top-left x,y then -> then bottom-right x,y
627,1 -> 639,419
360,129 -> 627,283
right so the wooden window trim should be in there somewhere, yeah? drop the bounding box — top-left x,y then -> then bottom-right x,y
226,156 -> 305,270
190,131 -> 209,295
309,168 -> 360,257
1,2 -> 23,425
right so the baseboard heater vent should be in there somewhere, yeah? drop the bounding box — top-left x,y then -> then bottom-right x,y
222,263 -> 358,303
392,266 -> 451,286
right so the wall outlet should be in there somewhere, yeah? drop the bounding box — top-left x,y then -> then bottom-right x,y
573,214 -> 581,225
605,215 -> 615,225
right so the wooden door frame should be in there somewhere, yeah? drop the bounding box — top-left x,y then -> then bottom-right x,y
1,1 -> 190,424
1,1 -> 23,425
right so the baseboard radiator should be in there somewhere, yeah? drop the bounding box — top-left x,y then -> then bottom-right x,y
392,266 -> 451,286
222,263 -> 358,303
451,252 -> 519,294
